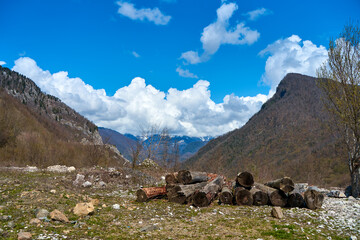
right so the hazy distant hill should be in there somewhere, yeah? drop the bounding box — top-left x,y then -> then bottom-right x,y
98,127 -> 210,162
0,66 -> 126,167
184,73 -> 348,187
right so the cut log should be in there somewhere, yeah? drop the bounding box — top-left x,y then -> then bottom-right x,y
265,177 -> 294,193
177,170 -> 209,185
234,187 -> 253,206
192,176 -> 224,207
304,189 -> 324,210
219,187 -> 233,205
136,186 -> 167,202
254,183 -> 287,207
167,182 -> 207,204
287,192 -> 305,208
165,173 -> 178,184
236,172 -> 254,188
250,188 -> 269,206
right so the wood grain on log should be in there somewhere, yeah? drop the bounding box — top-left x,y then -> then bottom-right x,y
165,173 -> 178,184
304,189 -> 324,210
234,187 -> 253,206
167,182 -> 207,204
250,187 -> 269,206
219,187 -> 233,205
136,186 -> 167,202
236,172 -> 254,188
177,170 -> 209,185
193,176 -> 224,207
254,183 -> 287,207
287,192 -> 305,208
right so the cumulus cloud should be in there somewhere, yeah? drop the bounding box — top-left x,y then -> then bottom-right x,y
132,51 -> 140,58
116,1 -> 171,25
244,8 -> 272,21
176,67 -> 198,79
12,57 -> 267,137
0,61 -> 6,65
260,35 -> 328,95
180,2 -> 260,64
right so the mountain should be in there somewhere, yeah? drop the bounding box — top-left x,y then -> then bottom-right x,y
98,127 -> 210,162
184,73 -> 348,187
0,66 -> 126,167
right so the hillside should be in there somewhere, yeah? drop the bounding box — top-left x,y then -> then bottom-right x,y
0,66 -> 126,167
184,73 -> 348,187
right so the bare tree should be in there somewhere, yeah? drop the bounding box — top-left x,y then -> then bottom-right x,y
172,139 -> 180,172
317,22 -> 360,197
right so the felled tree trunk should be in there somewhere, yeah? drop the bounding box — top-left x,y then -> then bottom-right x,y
192,176 -> 224,207
265,177 -> 294,193
254,183 -> 287,207
234,187 -> 253,206
177,170 -> 209,185
219,186 -> 233,205
250,187 -> 269,206
304,189 -> 324,210
165,172 -> 178,184
287,192 -> 305,208
136,186 -> 167,202
167,182 -> 207,204
236,172 -> 254,188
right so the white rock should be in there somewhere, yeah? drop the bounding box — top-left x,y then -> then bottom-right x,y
82,181 -> 92,188
112,204 -> 120,210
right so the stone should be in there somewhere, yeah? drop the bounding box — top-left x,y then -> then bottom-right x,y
73,202 -> 95,217
112,204 -> 120,210
17,232 -> 32,240
140,224 -> 160,232
35,209 -> 49,219
7,221 -> 15,228
99,181 -> 106,187
50,209 -> 69,223
73,174 -> 85,186
50,189 -> 56,194
47,165 -> 69,173
349,236 -> 357,240
338,192 -> 346,198
82,181 -> 92,188
67,166 -> 76,172
271,207 -> 284,219
30,218 -> 41,225
89,199 -> 100,206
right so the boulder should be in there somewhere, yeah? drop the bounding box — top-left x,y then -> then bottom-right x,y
73,202 -> 95,217
82,181 -> 92,188
17,232 -> 32,240
49,210 -> 69,223
73,174 -> 85,186
35,209 -> 49,219
30,218 -> 41,225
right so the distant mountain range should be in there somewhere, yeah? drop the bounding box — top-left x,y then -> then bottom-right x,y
0,66 -> 126,167
98,127 -> 210,162
183,73 -> 348,187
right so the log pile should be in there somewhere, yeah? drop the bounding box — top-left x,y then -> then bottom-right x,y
136,170 -> 324,211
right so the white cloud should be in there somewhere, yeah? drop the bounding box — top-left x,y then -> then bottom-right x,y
12,57 -> 267,137
260,35 -> 328,95
132,51 -> 140,58
116,1 -> 171,25
176,67 -> 198,79
0,61 -> 6,66
180,2 -> 260,64
245,8 -> 272,21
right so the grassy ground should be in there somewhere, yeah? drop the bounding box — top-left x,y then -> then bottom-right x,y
0,169 -> 352,239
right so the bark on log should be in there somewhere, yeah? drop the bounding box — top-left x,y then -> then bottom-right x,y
177,170 -> 209,185
304,189 -> 324,210
219,187 -> 233,205
250,187 -> 269,206
265,177 -> 294,193
234,187 -> 253,206
236,172 -> 254,188
287,192 -> 305,208
192,176 -> 224,207
254,183 -> 287,207
167,182 -> 207,204
165,173 -> 178,184
136,186 -> 167,202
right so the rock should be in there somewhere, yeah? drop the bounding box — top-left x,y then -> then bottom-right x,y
82,181 -> 92,188
7,221 -> 15,228
0,215 -> 12,221
350,236 -> 357,240
140,224 -> 160,232
24,166 -> 38,172
17,232 -> 32,240
47,165 -> 72,173
68,166 -> 76,172
349,196 -> 356,200
112,204 -> 120,210
73,174 -> 85,185
35,209 -> 49,219
271,207 -> 284,219
30,218 -> 41,225
73,202 -> 95,217
50,189 -> 56,194
338,192 -> 346,198
50,210 -> 69,223
89,199 -> 100,206
99,181 -> 106,187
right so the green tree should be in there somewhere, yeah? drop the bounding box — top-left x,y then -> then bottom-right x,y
317,22 -> 360,197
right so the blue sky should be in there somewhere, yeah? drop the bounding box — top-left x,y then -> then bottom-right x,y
1,0 -> 359,136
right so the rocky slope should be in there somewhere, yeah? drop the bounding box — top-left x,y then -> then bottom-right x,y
184,73 -> 348,187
